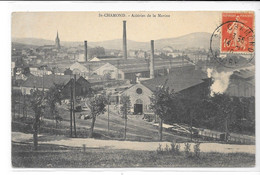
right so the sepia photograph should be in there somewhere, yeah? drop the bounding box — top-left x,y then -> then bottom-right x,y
10,10 -> 256,168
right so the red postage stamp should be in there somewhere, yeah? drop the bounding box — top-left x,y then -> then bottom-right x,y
221,12 -> 254,53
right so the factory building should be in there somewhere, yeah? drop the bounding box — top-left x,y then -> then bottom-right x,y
120,66 -> 210,115
226,68 -> 255,97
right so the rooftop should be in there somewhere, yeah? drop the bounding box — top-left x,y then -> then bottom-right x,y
86,57 -> 194,73
141,66 -> 208,92
21,74 -> 79,89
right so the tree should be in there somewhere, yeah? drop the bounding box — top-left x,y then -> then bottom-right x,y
89,46 -> 105,58
45,83 -> 64,129
210,93 -> 237,142
88,95 -> 107,138
120,95 -> 131,140
29,89 -> 46,150
22,94 -> 29,118
150,80 -> 176,141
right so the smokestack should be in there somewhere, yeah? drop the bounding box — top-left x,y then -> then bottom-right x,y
84,40 -> 88,62
150,40 -> 155,79
123,21 -> 127,59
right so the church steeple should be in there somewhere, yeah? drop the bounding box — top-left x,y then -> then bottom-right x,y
55,31 -> 61,50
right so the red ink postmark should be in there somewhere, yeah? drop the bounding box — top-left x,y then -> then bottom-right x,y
221,12 -> 254,53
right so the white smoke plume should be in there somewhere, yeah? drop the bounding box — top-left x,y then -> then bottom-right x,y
207,68 -> 233,96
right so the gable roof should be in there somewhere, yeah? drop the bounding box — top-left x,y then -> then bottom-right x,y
21,75 -> 79,89
70,62 -> 89,72
93,63 -> 119,72
89,57 -> 101,62
121,83 -> 153,95
232,69 -> 255,80
141,67 -> 208,93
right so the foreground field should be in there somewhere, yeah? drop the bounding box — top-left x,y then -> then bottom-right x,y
12,142 -> 255,168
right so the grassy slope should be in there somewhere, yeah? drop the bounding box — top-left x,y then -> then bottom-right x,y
12,104 -> 190,142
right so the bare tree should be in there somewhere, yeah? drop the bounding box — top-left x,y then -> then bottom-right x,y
29,89 -> 46,150
120,95 -> 131,140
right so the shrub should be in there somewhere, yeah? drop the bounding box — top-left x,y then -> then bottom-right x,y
156,143 -> 163,154
194,142 -> 201,158
175,143 -> 180,155
164,144 -> 170,152
170,141 -> 180,155
184,142 -> 191,158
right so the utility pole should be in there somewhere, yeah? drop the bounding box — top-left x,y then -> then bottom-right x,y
42,67 -> 45,92
73,74 -> 77,138
190,109 -> 193,142
117,60 -> 119,80
70,76 -> 73,137
124,108 -> 127,140
88,65 -> 91,78
18,94 -> 20,118
23,94 -> 25,117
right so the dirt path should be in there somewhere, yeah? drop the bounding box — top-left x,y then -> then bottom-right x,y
12,132 -> 255,154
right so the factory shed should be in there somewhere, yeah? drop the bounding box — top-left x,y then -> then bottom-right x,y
226,68 -> 255,97
120,67 -> 210,115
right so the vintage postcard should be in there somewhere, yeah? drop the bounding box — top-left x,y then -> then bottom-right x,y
11,11 -> 255,168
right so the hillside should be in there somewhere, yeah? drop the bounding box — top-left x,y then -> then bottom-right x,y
12,32 -> 214,50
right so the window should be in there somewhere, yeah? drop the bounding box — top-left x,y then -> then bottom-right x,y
136,88 -> 143,94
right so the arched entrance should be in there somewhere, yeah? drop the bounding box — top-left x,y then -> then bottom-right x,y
134,99 -> 143,115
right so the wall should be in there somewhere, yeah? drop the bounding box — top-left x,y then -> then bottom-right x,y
226,78 -> 254,97
20,87 -> 49,95
121,83 -> 153,113
62,77 -> 91,98
93,63 -> 124,80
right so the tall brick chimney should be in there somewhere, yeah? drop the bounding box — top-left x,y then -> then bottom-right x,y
123,21 -> 127,59
84,40 -> 88,62
150,40 -> 155,79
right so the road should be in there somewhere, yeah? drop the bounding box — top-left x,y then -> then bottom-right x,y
12,132 -> 255,154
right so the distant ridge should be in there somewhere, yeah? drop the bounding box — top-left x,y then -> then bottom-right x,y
12,32 -> 213,50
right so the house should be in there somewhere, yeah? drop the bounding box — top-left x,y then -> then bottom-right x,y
64,68 -> 73,75
120,66 -> 210,115
120,83 -> 153,114
77,53 -> 86,62
128,50 -> 137,57
89,57 -> 102,62
62,76 -> 91,98
29,66 -> 52,77
20,74 -> 91,97
69,62 -> 90,77
51,67 -> 65,75
92,63 -> 125,80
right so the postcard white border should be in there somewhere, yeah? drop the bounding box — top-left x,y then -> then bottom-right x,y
1,1 -> 260,175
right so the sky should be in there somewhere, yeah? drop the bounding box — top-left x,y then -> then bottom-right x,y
12,11 -> 221,42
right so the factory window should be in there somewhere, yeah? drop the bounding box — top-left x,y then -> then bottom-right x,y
136,88 -> 143,94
